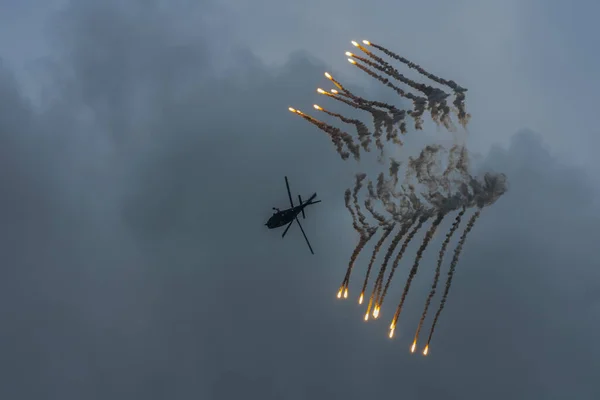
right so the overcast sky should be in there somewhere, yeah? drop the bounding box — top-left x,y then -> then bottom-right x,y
1,0 -> 599,399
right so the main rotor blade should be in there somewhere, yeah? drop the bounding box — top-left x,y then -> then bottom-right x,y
295,216 -> 314,255
282,219 -> 294,238
285,176 -> 294,208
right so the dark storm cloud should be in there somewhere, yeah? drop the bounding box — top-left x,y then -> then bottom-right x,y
0,1 -> 598,399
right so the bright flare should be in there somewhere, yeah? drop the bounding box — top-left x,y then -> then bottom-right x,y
345,51 -> 354,57
373,306 -> 380,319
362,40 -> 371,45
351,41 -> 359,47
324,72 -> 332,79
344,288 -> 349,299
358,293 -> 364,305
389,327 -> 395,338
330,89 -> 338,94
313,104 -> 323,110
364,312 -> 369,321
410,340 -> 417,353
348,58 -> 356,64
317,88 -> 325,94
337,288 -> 343,299
288,107 -> 297,113
423,345 -> 429,356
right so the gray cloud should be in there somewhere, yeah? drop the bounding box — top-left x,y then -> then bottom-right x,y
0,1 -> 598,399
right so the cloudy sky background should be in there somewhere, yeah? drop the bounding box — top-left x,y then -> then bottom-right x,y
1,0 -> 599,398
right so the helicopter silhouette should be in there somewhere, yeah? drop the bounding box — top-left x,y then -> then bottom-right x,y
265,176 -> 321,254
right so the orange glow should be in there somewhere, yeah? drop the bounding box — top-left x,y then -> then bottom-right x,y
373,305 -> 380,319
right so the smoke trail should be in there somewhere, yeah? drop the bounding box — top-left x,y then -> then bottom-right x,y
363,41 -> 471,128
389,158 -> 401,187
413,208 -> 465,347
344,188 -> 362,234
365,197 -> 387,226
326,80 -> 405,144
425,210 -> 481,350
288,108 -> 360,160
323,72 -> 351,94
389,213 -> 445,336
406,144 -> 444,193
366,219 -> 414,319
378,215 -> 428,311
343,228 -> 378,293
317,88 -> 394,157
346,51 -> 390,73
338,189 -> 364,299
344,95 -> 407,150
348,52 -> 454,130
358,98 -> 408,138
313,104 -> 373,152
340,175 -> 379,296
365,225 -> 405,318
352,173 -> 370,228
359,225 -> 394,308
322,84 -> 408,151
453,89 -> 471,129
364,41 -> 463,91
348,60 -> 426,130
350,40 -> 391,68
440,145 -> 461,193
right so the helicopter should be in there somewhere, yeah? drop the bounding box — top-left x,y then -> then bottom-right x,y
265,176 -> 321,254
